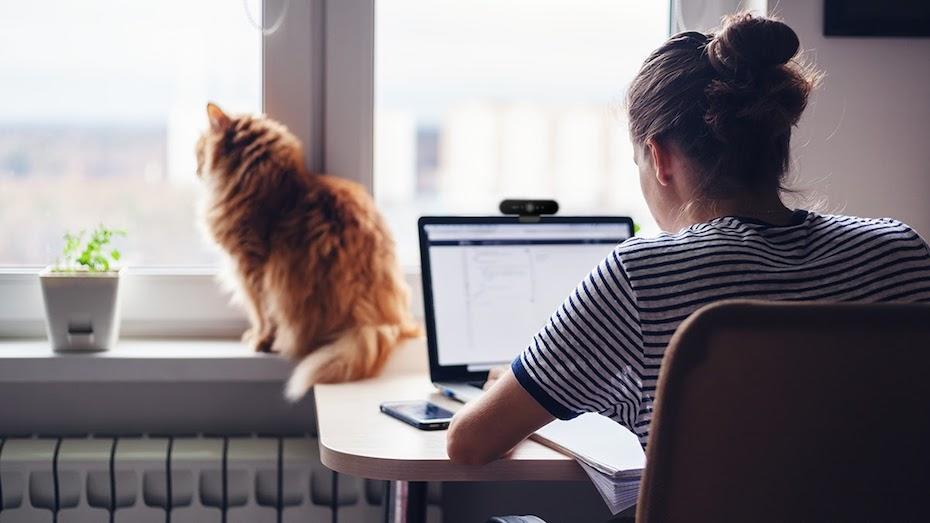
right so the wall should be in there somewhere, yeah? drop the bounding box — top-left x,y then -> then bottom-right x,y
671,0 -> 767,33
773,0 -> 930,235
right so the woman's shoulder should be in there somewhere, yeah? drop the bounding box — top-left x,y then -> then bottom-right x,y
612,211 -> 925,265
808,211 -> 911,225
612,216 -> 752,257
803,212 -> 922,238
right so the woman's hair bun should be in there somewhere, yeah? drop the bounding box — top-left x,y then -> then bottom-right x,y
707,13 -> 800,74
627,12 -> 819,198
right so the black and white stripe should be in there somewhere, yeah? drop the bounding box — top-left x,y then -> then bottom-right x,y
512,211 -> 930,446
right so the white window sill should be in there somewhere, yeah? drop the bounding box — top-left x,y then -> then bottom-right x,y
0,338 -> 291,383
0,269 -> 423,338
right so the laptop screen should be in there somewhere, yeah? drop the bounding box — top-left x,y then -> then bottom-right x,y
420,219 -> 633,372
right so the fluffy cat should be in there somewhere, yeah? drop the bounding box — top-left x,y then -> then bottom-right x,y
195,103 -> 421,400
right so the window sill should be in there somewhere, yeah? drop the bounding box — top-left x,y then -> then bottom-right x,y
0,268 -> 423,338
0,338 -> 291,383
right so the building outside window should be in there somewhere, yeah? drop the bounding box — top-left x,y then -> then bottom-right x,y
0,0 -> 262,267
0,0 -> 670,334
374,0 -> 669,265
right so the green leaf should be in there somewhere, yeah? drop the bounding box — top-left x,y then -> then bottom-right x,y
56,225 -> 127,272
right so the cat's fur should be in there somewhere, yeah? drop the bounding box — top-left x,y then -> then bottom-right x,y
195,103 -> 421,400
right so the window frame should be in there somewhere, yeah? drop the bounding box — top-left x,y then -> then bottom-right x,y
1,0 -> 699,337
0,0 -> 378,338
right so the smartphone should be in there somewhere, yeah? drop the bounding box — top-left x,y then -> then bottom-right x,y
380,400 -> 454,430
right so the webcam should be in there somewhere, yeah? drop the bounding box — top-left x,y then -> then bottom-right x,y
499,199 -> 559,218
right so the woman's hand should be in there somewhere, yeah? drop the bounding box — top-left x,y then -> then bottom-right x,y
447,368 -> 555,465
484,366 -> 508,390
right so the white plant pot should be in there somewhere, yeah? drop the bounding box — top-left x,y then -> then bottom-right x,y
39,267 -> 123,352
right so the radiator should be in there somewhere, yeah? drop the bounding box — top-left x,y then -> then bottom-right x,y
0,435 -> 440,523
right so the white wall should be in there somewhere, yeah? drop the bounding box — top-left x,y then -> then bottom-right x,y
672,0 -> 767,33
773,0 -> 930,235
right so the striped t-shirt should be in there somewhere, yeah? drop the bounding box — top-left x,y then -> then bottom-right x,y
512,211 -> 930,446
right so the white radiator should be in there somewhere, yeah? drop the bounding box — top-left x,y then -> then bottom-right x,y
0,435 -> 439,522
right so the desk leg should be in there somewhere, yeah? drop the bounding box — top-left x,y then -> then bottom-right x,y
391,480 -> 427,523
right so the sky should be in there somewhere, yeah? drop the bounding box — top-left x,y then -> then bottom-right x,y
376,0 -> 670,123
0,0 -> 669,126
0,0 -> 262,125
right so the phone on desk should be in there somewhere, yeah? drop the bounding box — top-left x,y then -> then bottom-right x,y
380,400 -> 454,430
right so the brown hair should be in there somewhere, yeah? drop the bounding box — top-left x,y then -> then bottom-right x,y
627,13 -> 820,199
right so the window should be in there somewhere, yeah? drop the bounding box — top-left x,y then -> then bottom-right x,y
0,1 -> 296,337
374,0 -> 670,265
0,0 -> 671,335
0,0 -> 262,266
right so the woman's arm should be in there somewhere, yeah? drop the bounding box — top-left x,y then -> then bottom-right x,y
447,247 -> 643,465
446,368 -> 554,465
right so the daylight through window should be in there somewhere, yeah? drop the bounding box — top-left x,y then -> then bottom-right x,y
375,0 -> 669,265
0,0 -> 262,266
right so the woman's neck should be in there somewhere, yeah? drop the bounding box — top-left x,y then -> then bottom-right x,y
677,193 -> 795,230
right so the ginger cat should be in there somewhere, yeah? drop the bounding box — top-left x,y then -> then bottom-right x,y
195,103 -> 421,400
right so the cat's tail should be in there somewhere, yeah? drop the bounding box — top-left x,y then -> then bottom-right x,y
284,323 -> 416,402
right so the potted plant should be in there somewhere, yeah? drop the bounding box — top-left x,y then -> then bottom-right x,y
39,226 -> 126,352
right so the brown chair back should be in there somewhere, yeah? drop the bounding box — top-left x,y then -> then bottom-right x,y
637,300 -> 930,522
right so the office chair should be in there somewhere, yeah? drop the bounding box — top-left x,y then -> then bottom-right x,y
637,300 -> 930,522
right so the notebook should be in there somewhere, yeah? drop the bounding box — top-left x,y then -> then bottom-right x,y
532,413 -> 644,514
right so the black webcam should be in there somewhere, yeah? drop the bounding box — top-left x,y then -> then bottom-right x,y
499,199 -> 559,218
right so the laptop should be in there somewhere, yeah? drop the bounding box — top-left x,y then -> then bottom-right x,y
418,215 -> 635,403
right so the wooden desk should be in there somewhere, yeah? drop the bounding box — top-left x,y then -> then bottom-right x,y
315,340 -> 586,522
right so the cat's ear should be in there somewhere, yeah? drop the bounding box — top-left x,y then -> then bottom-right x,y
207,102 -> 231,132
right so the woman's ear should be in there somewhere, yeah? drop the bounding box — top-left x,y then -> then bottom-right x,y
647,138 -> 673,187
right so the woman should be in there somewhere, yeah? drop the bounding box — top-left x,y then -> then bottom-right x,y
447,13 -> 930,465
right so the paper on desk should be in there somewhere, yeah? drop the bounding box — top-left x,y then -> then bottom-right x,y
533,412 -> 645,477
531,413 -> 645,514
578,460 -> 640,515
